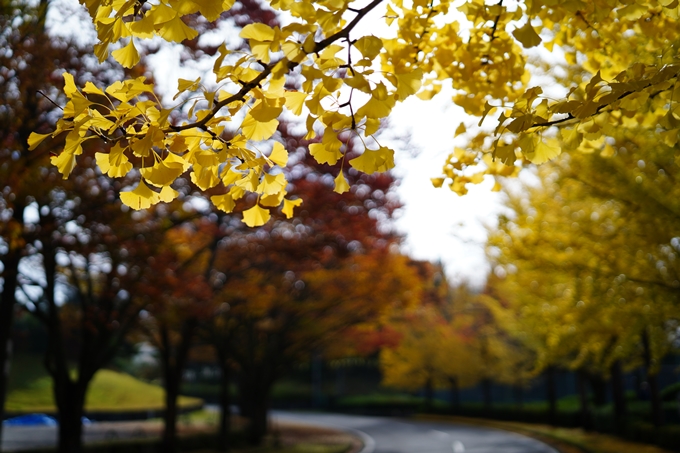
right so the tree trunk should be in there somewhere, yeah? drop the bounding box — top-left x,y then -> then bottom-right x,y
482,378 -> 492,414
642,330 -> 663,427
576,369 -> 591,430
589,374 -> 607,407
217,359 -> 232,452
546,366 -> 557,425
424,375 -> 434,412
239,372 -> 272,446
449,376 -> 459,413
55,380 -> 87,453
162,374 -> 180,453
648,373 -> 662,427
159,319 -> 196,453
610,360 -> 627,433
0,233 -> 22,452
311,353 -> 323,409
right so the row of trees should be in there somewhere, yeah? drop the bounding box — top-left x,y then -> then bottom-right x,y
378,282 -> 531,413
376,0 -> 680,435
483,123 -> 680,429
0,2 -> 438,453
379,118 -> 680,433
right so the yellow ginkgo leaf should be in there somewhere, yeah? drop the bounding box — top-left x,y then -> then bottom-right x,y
82,81 -> 105,96
284,91 -> 307,115
512,21 -> 542,48
211,193 -> 236,213
385,3 -> 398,25
174,77 -> 202,100
430,177 -> 445,188
191,163 -> 220,190
27,132 -> 51,150
241,114 -> 278,141
95,152 -> 111,175
159,15 -> 199,43
260,189 -> 286,207
282,198 -> 303,219
159,185 -> 179,203
191,0 -> 233,21
120,180 -> 161,210
51,152 -> 77,179
354,35 -> 383,59
257,173 -> 287,195
242,203 -> 271,227
94,42 -> 109,62
393,68 -> 423,100
349,147 -> 395,174
111,39 -> 140,68
250,99 -> 283,122
526,139 -> 561,164
140,158 -> 185,187
239,23 -> 276,41
333,171 -> 350,194
309,143 -> 341,165
269,142 -> 288,167
62,72 -> 77,97
282,41 -> 304,62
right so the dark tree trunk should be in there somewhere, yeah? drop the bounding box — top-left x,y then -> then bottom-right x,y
54,380 -> 88,453
589,374 -> 607,407
162,372 -> 180,453
482,378 -> 492,414
0,262 -> 18,453
311,353 -> 323,409
159,320 -> 196,453
642,330 -> 664,427
42,242 -> 87,453
648,373 -> 662,426
0,210 -> 23,452
610,360 -> 627,433
449,376 -> 459,413
546,366 -> 557,425
576,369 -> 591,430
424,375 -> 434,412
239,372 -> 272,446
217,357 -> 232,452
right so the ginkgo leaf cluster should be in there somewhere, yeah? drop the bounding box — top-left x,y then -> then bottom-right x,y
31,0 -> 427,225
33,0 -> 680,220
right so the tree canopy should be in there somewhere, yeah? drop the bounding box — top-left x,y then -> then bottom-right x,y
28,0 -> 680,221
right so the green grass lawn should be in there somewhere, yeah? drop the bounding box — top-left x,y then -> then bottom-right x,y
6,362 -> 202,413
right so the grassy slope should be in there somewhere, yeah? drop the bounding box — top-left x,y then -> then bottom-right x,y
7,366 -> 202,413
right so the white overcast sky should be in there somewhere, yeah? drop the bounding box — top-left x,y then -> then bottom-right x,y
387,97 -> 503,289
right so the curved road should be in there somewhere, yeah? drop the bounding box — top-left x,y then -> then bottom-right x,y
2,412 -> 559,453
274,412 -> 559,453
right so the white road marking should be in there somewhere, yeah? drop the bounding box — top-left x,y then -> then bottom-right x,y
430,429 -> 450,439
346,427 -> 376,453
452,440 -> 465,452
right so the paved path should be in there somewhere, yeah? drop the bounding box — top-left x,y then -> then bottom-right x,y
273,412 -> 559,453
2,420 -> 161,451
3,412 -> 559,453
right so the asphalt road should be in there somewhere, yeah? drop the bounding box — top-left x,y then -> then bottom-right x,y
1,420 -> 160,451
2,412 -> 559,453
273,412 -> 560,453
